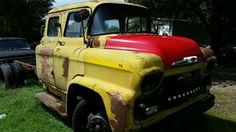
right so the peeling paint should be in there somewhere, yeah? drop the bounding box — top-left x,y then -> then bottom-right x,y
40,47 -> 53,56
201,47 -> 214,59
40,56 -> 51,82
93,37 -> 100,48
38,47 -> 54,83
62,58 -> 69,78
108,92 -> 130,132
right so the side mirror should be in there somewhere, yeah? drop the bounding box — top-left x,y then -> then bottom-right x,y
74,9 -> 90,22
40,25 -> 45,36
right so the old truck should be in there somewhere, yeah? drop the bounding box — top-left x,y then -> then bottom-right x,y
35,1 -> 216,132
0,37 -> 35,88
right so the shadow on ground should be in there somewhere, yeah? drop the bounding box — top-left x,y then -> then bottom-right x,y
41,104 -> 72,128
213,67 -> 236,81
144,114 -> 236,132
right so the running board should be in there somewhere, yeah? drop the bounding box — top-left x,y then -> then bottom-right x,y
35,92 -> 67,118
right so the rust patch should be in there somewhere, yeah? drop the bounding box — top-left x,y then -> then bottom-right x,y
40,56 -> 51,83
39,46 -> 53,56
201,48 -> 214,59
108,92 -> 130,132
93,37 -> 100,48
36,92 -> 66,117
38,46 -> 54,83
62,58 -> 69,78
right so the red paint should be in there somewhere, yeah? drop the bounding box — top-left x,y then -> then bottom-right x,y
105,34 -> 204,68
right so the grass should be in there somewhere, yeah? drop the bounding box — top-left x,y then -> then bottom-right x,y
0,67 -> 236,132
0,80 -> 71,132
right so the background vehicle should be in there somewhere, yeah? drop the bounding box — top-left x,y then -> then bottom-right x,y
35,1 -> 216,132
0,37 -> 35,88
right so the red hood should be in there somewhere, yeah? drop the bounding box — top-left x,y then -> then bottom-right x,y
105,34 -> 204,69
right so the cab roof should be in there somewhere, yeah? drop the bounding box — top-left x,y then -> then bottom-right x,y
49,0 -> 147,14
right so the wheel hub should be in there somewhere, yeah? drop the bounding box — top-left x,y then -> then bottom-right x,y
87,115 -> 109,132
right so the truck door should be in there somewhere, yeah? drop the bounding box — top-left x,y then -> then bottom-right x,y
36,13 -> 61,88
53,9 -> 88,91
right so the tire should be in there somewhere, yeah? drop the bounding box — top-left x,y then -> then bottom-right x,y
10,63 -> 25,87
0,64 -> 14,88
72,99 -> 111,132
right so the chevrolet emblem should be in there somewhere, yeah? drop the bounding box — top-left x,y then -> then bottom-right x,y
172,56 -> 198,67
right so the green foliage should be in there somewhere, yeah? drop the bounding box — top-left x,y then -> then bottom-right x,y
128,0 -> 236,55
0,0 -> 54,43
129,0 -> 212,28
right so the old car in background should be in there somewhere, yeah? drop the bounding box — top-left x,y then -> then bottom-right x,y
0,37 -> 35,88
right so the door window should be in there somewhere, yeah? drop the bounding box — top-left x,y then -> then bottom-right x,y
47,17 -> 59,37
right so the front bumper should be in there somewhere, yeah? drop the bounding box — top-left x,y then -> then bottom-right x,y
131,93 -> 215,130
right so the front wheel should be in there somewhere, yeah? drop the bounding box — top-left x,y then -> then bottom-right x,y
72,99 -> 111,132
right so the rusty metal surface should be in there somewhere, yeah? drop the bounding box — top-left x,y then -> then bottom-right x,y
92,37 -> 101,48
38,46 -> 54,83
109,92 -> 130,132
35,92 -> 67,118
62,58 -> 69,78
14,60 -> 36,75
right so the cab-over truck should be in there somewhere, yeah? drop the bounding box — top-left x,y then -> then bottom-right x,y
36,1 -> 216,132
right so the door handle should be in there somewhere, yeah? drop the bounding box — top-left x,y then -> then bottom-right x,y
57,41 -> 65,46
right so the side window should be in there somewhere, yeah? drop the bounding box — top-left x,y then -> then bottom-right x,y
47,17 -> 59,37
65,12 -> 88,37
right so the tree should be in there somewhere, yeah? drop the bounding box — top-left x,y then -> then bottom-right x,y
0,0 -> 54,43
128,0 -> 236,55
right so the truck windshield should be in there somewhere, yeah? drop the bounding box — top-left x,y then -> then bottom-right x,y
91,4 -> 151,35
0,39 -> 31,51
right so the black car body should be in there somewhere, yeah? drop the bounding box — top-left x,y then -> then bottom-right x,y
0,37 -> 35,64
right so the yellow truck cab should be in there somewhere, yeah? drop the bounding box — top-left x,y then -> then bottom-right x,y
36,1 -> 216,132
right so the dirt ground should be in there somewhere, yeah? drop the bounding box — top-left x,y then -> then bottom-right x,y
210,80 -> 236,121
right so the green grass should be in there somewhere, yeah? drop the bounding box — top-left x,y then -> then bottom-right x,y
0,80 -> 71,132
0,67 -> 236,132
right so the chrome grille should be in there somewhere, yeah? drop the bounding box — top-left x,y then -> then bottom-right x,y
158,70 -> 205,107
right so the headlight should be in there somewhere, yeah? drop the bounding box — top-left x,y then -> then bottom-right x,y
141,72 -> 163,93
